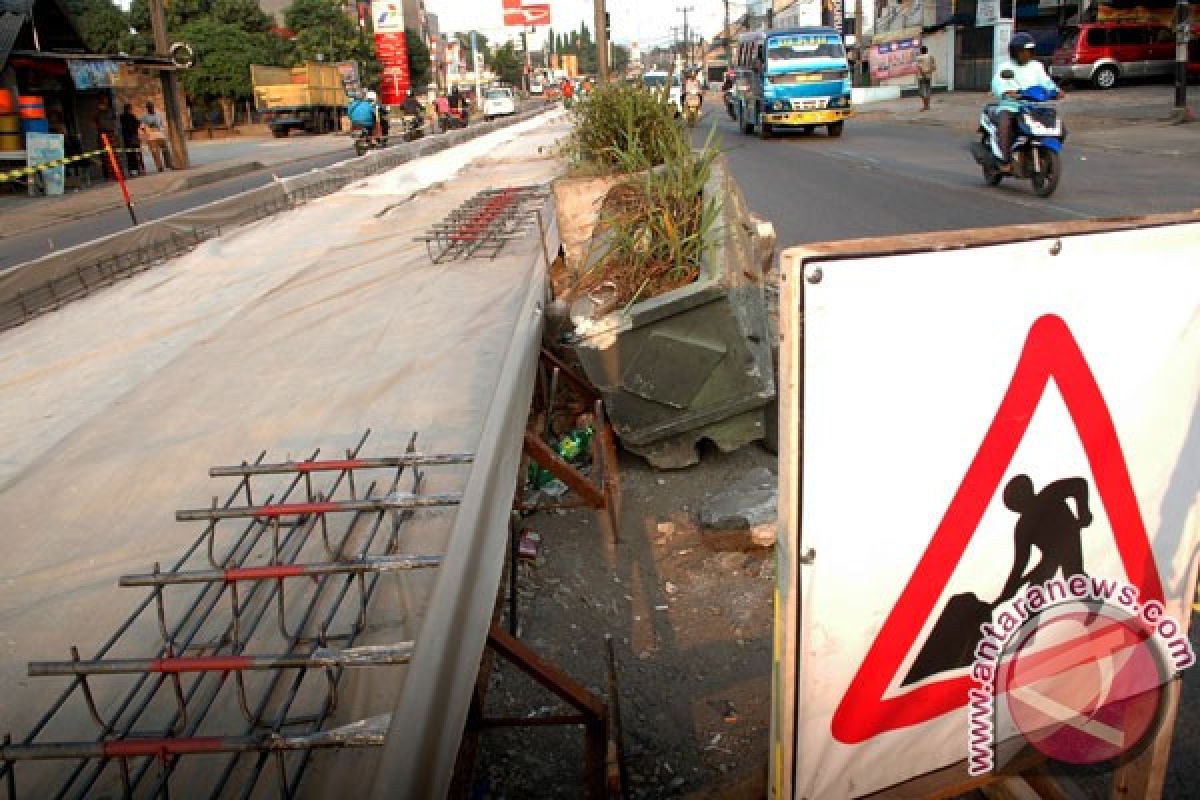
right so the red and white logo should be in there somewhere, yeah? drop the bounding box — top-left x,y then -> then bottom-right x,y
999,604 -> 1167,766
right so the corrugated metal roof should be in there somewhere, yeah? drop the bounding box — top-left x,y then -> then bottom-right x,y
0,11 -> 26,70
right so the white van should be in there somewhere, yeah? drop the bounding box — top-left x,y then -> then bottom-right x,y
642,71 -> 682,116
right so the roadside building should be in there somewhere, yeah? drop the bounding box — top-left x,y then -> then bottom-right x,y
1,0 -> 175,187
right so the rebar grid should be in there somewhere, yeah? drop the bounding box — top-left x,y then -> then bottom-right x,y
416,186 -> 551,264
1,431 -> 470,799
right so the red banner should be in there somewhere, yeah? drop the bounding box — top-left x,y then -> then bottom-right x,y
371,1 -> 409,105
375,31 -> 410,105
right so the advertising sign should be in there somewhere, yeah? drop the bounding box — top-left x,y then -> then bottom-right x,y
25,132 -> 64,196
66,59 -> 121,90
868,35 -> 920,80
371,1 -> 409,104
502,0 -> 552,26
773,215 -> 1200,798
336,60 -> 361,94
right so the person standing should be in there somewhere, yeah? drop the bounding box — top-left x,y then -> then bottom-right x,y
915,46 -> 937,112
119,103 -> 143,177
140,102 -> 172,172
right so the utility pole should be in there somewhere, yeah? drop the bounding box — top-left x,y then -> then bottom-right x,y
677,6 -> 694,68
469,30 -> 482,104
723,0 -> 732,71
1173,0 -> 1192,120
595,0 -> 610,81
147,0 -> 189,169
853,0 -> 863,84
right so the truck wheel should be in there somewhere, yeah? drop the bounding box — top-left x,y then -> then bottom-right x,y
1092,65 -> 1118,90
758,112 -> 772,139
827,121 -> 844,138
271,127 -> 288,139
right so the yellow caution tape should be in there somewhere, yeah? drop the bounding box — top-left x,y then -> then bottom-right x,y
0,147 -> 140,184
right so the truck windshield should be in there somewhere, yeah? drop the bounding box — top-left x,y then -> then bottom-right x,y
643,74 -> 680,88
767,34 -> 845,66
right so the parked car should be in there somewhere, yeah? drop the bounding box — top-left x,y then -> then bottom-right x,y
1050,22 -> 1176,89
483,87 -> 516,120
642,70 -> 683,115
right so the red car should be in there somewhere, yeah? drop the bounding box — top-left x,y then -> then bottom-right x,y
1050,22 -> 1177,89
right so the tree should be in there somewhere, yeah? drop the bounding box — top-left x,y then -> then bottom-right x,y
210,0 -> 272,33
612,43 -> 631,75
455,31 -> 490,68
491,41 -> 523,86
64,0 -> 129,54
285,0 -> 377,85
174,17 -> 268,124
406,27 -> 431,89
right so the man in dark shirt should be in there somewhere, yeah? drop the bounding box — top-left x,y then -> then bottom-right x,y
119,104 -> 143,176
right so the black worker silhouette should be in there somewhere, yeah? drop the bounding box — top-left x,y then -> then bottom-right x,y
903,474 -> 1093,686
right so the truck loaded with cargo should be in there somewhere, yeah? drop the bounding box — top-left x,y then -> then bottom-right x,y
251,64 -> 346,138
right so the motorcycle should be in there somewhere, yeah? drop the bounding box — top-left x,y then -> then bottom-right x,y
684,90 -> 702,128
724,87 -> 736,121
439,107 -> 468,132
352,125 -> 387,157
971,82 -> 1065,198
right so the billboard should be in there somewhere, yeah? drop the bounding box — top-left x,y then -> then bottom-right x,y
371,1 -> 409,104
502,0 -> 552,27
772,214 -> 1200,798
868,34 -> 921,81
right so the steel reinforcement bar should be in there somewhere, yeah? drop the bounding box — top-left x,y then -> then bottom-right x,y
0,431 -> 471,799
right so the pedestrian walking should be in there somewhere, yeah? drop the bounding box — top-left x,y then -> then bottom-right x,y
916,46 -> 936,112
140,102 -> 172,172
119,103 -> 143,177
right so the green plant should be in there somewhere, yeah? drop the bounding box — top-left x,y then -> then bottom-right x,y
581,125 -> 723,305
567,82 -> 681,173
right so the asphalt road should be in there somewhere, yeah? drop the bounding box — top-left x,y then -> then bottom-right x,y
0,145 -> 354,270
693,106 -> 1200,250
693,107 -> 1199,797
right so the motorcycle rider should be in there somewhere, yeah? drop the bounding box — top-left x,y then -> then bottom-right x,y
684,69 -> 703,110
991,32 -> 1059,172
402,88 -> 423,133
347,90 -> 377,137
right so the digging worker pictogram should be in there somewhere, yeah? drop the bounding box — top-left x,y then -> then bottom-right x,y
993,474 -> 1094,608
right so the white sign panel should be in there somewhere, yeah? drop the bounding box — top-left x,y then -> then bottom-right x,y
26,132 -> 64,196
371,0 -> 405,34
977,0 -> 1000,27
994,18 -> 1014,70
774,218 -> 1200,798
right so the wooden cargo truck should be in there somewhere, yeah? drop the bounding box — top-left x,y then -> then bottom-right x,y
251,64 -> 346,138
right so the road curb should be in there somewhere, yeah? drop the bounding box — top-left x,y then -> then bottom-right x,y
0,106 -> 559,333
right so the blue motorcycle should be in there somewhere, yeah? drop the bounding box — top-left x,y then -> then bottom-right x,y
972,82 -> 1065,198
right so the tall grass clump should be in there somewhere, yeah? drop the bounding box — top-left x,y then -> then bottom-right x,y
566,81 -> 723,306
567,82 -> 681,173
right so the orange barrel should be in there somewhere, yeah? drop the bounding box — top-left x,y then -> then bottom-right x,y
0,113 -> 21,150
0,113 -> 19,150
0,89 -> 14,114
17,96 -> 46,120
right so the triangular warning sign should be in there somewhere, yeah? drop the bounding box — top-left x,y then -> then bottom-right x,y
831,314 -> 1165,745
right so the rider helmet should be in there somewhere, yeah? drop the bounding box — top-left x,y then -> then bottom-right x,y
1008,32 -> 1036,60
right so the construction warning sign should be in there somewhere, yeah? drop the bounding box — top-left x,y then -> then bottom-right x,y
772,215 -> 1200,799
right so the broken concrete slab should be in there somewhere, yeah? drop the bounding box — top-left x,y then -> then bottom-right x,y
700,467 -> 778,530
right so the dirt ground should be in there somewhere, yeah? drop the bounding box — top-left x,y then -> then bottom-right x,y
472,443 -> 778,799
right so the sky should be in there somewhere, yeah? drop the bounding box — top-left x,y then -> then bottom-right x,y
424,0 -> 735,50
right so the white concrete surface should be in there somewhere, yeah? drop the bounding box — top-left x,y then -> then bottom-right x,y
0,111 -> 571,795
